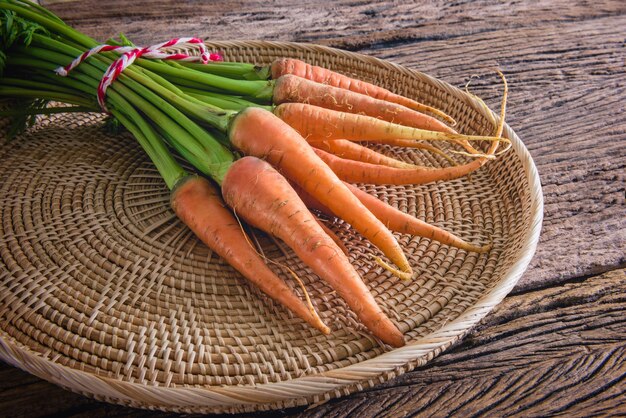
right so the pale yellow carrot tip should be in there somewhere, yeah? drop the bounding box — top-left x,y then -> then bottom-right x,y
448,149 -> 497,160
284,264 -> 332,335
411,142 -> 459,166
476,241 -> 493,253
423,105 -> 457,127
465,69 -> 508,137
495,142 -> 513,155
494,69 -> 508,138
374,256 -> 413,281
234,210 -> 331,335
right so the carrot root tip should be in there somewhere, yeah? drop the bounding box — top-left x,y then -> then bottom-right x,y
374,256 -> 413,281
478,242 -> 493,253
477,237 -> 495,254
232,207 -> 331,335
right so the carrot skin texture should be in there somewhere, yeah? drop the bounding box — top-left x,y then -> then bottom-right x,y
314,148 -> 489,185
170,176 -> 330,335
228,107 -> 412,278
315,218 -> 350,257
295,181 -> 489,253
344,183 -> 491,253
271,59 -> 455,125
221,157 -> 405,347
273,74 -> 453,133
309,139 -> 417,169
361,138 -> 458,163
274,103 -> 502,145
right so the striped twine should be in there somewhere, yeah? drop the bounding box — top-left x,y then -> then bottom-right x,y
55,38 -> 222,111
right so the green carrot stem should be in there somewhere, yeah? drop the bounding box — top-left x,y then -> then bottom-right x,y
154,123 -> 215,176
15,43 -> 232,159
1,2 -> 97,49
172,61 -> 261,80
184,89 -> 272,111
68,69 -> 233,173
136,58 -> 274,99
110,109 -> 186,190
0,85 -> 93,107
2,1 -> 237,181
0,105 -> 94,116
148,73 -> 222,91
14,0 -> 64,23
126,61 -> 234,117
11,47 -> 235,179
8,9 -> 237,132
0,77 -> 83,96
28,35 -> 235,131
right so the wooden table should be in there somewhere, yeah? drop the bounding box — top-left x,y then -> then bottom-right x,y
2,0 -> 624,416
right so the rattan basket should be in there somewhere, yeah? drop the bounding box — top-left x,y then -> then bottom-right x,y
0,41 -> 543,414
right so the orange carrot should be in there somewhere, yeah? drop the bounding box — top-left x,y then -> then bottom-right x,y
309,139 -> 417,169
344,183 -> 491,253
228,107 -> 413,280
221,156 -> 405,347
171,175 -> 330,335
314,148 -> 490,185
274,103 -> 507,145
358,138 -> 459,165
271,58 -> 455,125
273,74 -> 453,132
294,181 -> 489,253
315,218 -> 350,256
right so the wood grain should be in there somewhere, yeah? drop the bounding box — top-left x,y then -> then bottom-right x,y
1,268 -> 623,417
42,0 -> 626,291
1,1 -> 624,416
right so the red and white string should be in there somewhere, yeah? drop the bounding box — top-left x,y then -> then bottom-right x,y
55,38 -> 222,111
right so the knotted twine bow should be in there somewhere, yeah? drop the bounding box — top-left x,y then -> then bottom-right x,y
55,37 -> 222,111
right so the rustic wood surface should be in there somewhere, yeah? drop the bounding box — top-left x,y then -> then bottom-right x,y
1,0 -> 625,416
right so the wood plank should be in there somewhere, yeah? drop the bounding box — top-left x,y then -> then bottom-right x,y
40,0 -> 626,291
0,268 -> 623,417
291,268 -> 626,417
43,0 -> 625,48
1,2 -> 624,416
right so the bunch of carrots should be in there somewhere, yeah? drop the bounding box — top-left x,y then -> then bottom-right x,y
0,0 -> 508,348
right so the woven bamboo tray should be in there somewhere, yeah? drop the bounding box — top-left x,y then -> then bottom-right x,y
0,41 -> 543,414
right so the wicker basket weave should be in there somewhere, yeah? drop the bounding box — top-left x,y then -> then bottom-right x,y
0,41 -> 543,414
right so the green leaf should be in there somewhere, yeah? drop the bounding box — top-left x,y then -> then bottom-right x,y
104,33 -> 135,48
118,33 -> 135,47
0,8 -> 49,75
6,97 -> 50,139
0,50 -> 6,76
103,114 -> 125,135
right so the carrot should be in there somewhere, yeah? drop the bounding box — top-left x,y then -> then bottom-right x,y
315,218 -> 350,257
273,73 -> 485,162
358,138 -> 459,165
113,109 -> 333,335
171,175 -> 330,335
344,183 -> 491,253
271,58 -> 456,125
227,107 -> 413,280
273,74 -> 454,133
309,70 -> 509,186
309,139 -> 417,169
221,156 -> 405,347
294,181 -> 489,253
314,148 -> 490,185
273,74 -> 480,156
274,103 -> 507,145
